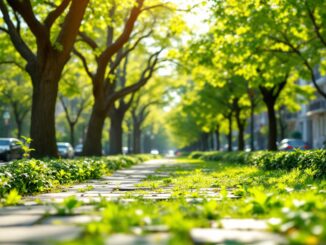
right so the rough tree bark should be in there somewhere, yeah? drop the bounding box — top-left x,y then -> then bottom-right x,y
233,98 -> 246,151
109,110 -> 124,155
259,80 -> 287,151
133,121 -> 142,154
215,125 -> 220,151
0,0 -> 89,157
226,112 -> 233,152
248,89 -> 259,151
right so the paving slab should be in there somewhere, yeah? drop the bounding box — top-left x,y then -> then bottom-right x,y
219,219 -> 268,230
0,225 -> 82,243
105,233 -> 170,245
0,205 -> 55,216
42,215 -> 101,225
190,228 -> 286,244
0,215 -> 42,227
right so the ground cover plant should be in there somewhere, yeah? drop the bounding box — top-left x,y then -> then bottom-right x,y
190,150 -> 326,179
51,156 -> 326,245
0,154 -> 158,203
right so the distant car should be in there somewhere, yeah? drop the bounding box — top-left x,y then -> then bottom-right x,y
74,144 -> 83,156
0,138 -> 23,161
278,139 -> 310,151
57,142 -> 74,158
150,149 -> 159,155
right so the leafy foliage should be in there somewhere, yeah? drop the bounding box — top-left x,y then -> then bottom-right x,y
0,155 -> 159,200
191,150 -> 326,179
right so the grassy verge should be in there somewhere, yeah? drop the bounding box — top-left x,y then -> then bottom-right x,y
56,158 -> 326,244
190,150 -> 326,179
0,154 -> 159,203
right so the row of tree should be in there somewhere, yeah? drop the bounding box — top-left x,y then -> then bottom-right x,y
0,0 -> 183,157
168,0 -> 325,151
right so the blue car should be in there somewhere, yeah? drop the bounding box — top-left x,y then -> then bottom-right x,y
0,138 -> 23,161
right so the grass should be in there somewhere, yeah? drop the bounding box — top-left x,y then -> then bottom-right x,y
51,157 -> 326,244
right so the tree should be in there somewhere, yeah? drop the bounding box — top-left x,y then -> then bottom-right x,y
72,0 -> 175,156
207,1 -> 316,150
0,65 -> 31,138
57,58 -> 92,147
108,43 -> 167,155
0,0 -> 89,157
59,96 -> 89,147
107,56 -> 135,155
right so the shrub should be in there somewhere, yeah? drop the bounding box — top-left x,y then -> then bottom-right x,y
191,150 -> 326,179
189,151 -> 205,159
0,154 -> 157,198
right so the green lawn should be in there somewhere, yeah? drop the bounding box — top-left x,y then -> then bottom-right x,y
63,158 -> 326,244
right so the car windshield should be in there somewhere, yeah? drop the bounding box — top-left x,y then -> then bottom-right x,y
0,140 -> 9,146
289,140 -> 305,147
57,145 -> 67,149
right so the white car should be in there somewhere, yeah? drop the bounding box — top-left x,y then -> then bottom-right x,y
57,142 -> 74,158
150,149 -> 159,155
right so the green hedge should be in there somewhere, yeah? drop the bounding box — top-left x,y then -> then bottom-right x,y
190,150 -> 326,179
0,154 -> 158,198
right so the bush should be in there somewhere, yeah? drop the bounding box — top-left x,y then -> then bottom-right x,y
0,154 -> 157,198
189,151 -> 205,159
193,151 -> 251,164
190,150 -> 326,179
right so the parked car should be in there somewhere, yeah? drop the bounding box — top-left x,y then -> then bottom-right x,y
0,138 -> 23,161
57,142 -> 74,158
74,144 -> 83,156
150,149 -> 159,155
278,139 -> 310,151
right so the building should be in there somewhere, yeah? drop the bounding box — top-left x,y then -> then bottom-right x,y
287,76 -> 326,148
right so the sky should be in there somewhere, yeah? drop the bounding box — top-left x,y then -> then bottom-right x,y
168,0 -> 211,34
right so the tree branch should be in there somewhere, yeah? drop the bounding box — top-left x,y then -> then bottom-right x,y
105,49 -> 162,111
305,0 -> 326,47
78,31 -> 98,50
72,48 -> 94,79
44,0 -> 71,29
55,0 -> 89,64
98,0 -> 144,68
7,0 -> 46,40
59,95 -> 73,124
110,30 -> 153,72
0,60 -> 25,71
0,0 -> 35,62
0,26 -> 9,33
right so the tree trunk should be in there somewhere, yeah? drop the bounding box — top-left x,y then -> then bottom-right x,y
266,101 -> 278,151
69,123 -> 75,148
278,109 -> 286,141
127,120 -> 132,154
127,131 -> 132,154
235,111 -> 245,151
259,81 -> 286,151
210,133 -> 214,150
83,104 -> 106,156
250,102 -> 255,151
30,77 -> 59,158
227,115 -> 233,152
237,123 -> 245,151
215,127 -> 220,151
109,114 -> 124,155
202,133 -> 209,151
133,123 -> 141,154
16,119 -> 22,139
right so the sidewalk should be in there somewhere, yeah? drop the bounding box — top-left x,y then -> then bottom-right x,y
0,159 -> 169,243
0,159 -> 286,244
